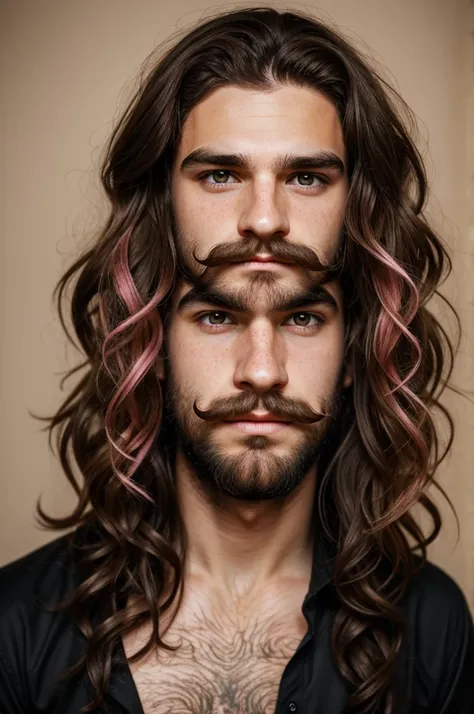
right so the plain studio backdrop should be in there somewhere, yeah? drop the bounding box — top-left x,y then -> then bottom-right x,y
1,0 -> 473,610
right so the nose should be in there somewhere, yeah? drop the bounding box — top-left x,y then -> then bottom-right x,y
233,321 -> 288,394
237,177 -> 290,241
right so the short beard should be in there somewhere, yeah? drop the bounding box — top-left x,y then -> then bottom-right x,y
162,373 -> 346,504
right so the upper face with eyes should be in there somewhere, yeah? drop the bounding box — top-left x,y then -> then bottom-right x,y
170,83 -> 349,278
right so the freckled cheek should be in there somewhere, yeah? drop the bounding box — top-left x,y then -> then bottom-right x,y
175,186 -> 233,247
168,331 -> 234,391
286,334 -> 344,397
290,198 -> 345,256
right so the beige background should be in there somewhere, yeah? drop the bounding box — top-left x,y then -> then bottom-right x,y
1,0 -> 473,607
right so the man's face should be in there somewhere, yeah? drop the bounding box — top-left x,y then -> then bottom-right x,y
163,274 -> 350,501
170,83 -> 348,275
163,83 -> 351,501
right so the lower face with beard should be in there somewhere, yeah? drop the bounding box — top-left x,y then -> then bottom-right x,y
161,367 -> 346,503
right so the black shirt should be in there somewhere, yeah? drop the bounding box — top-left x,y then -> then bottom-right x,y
0,524 -> 473,714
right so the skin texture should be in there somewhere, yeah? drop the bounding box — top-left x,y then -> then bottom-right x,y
124,84 -> 352,712
125,580 -> 310,713
164,272 -> 348,585
165,84 -> 351,593
171,84 -> 349,274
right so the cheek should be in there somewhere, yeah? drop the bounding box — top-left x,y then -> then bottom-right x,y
167,327 -> 233,393
290,194 -> 346,261
286,329 -> 345,395
172,183 -> 233,255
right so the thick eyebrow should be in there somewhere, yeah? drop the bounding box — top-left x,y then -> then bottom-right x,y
180,147 -> 345,176
176,284 -> 339,315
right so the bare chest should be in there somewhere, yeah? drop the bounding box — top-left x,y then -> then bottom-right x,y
123,599 -> 308,714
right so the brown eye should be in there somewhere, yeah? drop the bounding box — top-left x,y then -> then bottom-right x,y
211,171 -> 231,183
285,313 -> 325,329
208,311 -> 227,324
289,172 -> 327,188
293,313 -> 311,326
199,170 -> 239,188
196,311 -> 233,328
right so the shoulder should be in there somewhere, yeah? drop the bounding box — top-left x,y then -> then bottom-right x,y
401,557 -> 474,712
0,528 -> 88,712
404,557 -> 473,642
0,531 -> 77,607
405,556 -> 471,614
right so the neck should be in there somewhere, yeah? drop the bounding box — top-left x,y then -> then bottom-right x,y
175,450 -> 317,601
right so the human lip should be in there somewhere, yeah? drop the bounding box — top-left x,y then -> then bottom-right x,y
224,412 -> 291,434
238,255 -> 291,269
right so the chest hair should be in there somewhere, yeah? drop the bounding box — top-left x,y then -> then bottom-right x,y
123,589 -> 308,714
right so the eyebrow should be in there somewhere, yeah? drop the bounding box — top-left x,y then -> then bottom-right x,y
180,147 -> 345,176
176,283 -> 339,315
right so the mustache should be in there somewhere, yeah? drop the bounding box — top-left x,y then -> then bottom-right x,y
193,390 -> 327,424
180,235 -> 344,276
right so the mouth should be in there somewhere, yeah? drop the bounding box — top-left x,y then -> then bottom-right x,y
237,254 -> 293,268
223,412 -> 292,435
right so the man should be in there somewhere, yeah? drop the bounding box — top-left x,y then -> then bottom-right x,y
0,7 -> 473,714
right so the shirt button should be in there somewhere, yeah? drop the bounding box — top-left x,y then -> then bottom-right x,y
288,703 -> 298,713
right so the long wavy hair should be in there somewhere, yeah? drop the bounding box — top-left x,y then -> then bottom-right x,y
33,6 -> 462,713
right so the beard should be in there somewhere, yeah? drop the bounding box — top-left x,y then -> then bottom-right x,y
161,369 -> 346,503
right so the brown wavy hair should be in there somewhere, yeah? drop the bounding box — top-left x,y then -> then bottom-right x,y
33,7 -> 463,713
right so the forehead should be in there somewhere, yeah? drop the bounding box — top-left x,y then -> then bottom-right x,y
171,271 -> 344,315
173,84 -> 345,165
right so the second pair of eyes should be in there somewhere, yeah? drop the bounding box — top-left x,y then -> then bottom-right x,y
195,310 -> 326,331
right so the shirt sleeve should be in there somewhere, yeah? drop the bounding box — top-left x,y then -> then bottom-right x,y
0,659 -> 27,714
0,534 -> 82,714
433,590 -> 474,713
0,609 -> 30,714
415,564 -> 474,713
